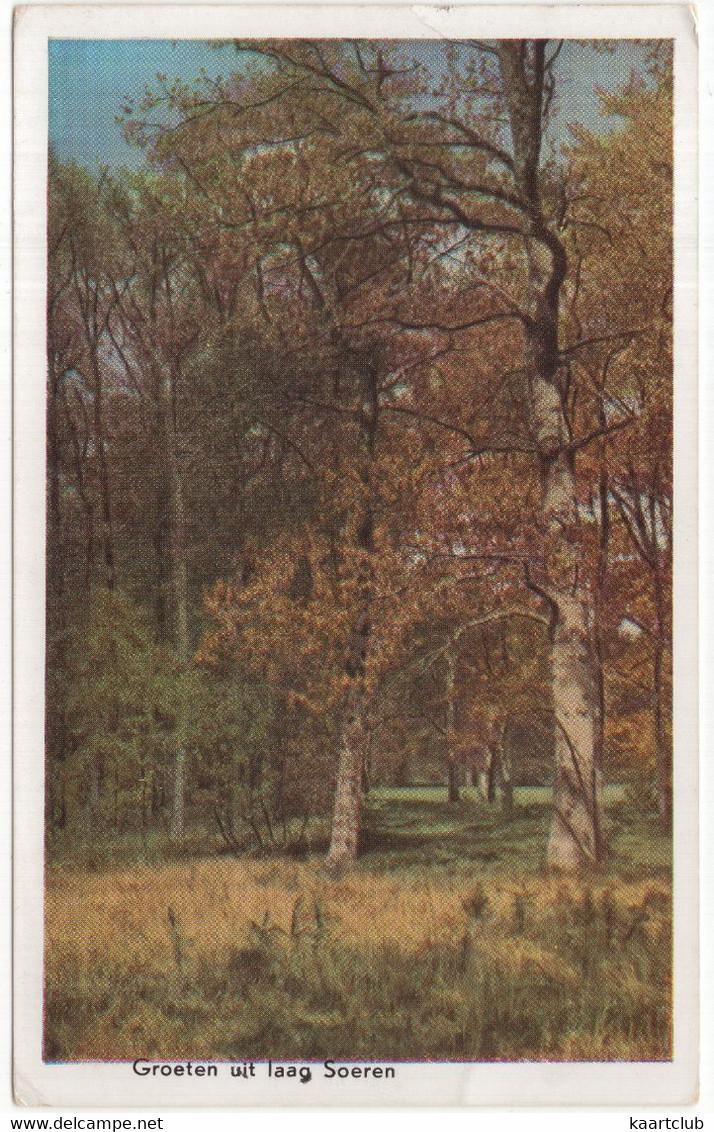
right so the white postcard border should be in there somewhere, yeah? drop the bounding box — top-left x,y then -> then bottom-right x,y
13,3 -> 699,1107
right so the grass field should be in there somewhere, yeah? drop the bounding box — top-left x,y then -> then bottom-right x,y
45,787 -> 672,1063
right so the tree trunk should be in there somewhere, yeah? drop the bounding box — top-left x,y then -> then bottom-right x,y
61,380 -> 95,589
445,645 -> 460,803
326,346 -> 378,868
500,734 -> 514,814
447,759 -> 460,804
88,758 -> 102,821
593,449 -> 609,845
653,574 -> 672,828
158,366 -> 189,660
486,748 -> 498,804
89,341 -> 116,591
327,687 -> 366,869
498,42 -> 605,870
73,266 -> 114,591
156,363 -> 190,842
47,357 -> 65,610
361,733 -> 372,796
153,477 -> 170,640
46,356 -> 69,834
545,510 -> 603,868
170,747 -> 187,842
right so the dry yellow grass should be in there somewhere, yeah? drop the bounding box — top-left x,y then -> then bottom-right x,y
45,855 -> 669,977
44,854 -> 672,1063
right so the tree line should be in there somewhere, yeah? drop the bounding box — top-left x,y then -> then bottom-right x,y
46,38 -> 673,872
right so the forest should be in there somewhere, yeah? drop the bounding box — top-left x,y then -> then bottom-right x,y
45,38 -> 673,1063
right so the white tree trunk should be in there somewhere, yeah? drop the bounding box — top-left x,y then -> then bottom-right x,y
327,688 -> 366,869
548,591 -> 602,866
536,394 -> 604,869
497,41 -> 606,870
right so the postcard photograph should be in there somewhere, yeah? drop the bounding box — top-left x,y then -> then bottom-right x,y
13,4 -> 698,1107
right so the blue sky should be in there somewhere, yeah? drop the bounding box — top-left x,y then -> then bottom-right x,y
49,40 -> 238,170
48,39 -> 652,172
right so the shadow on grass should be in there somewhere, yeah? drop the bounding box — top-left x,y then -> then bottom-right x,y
361,789 -> 546,872
46,786 -> 671,886
360,788 -> 671,880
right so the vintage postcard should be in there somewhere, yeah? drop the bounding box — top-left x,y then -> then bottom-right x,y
14,4 -> 698,1107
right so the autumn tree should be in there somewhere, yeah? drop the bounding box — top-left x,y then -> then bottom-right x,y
124,38 -> 676,869
52,163 -> 125,590
189,37 -> 616,870
562,53 -> 673,824
103,171 -> 209,838
123,70 -> 470,865
46,159 -> 130,829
